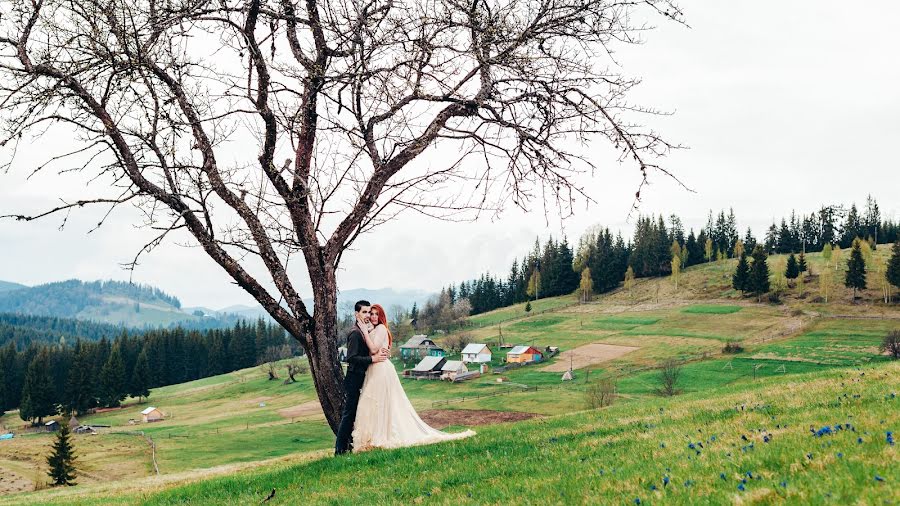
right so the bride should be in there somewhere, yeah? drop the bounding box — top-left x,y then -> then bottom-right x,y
351,303 -> 475,451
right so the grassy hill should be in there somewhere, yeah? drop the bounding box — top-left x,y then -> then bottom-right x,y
3,361 -> 897,505
0,248 -> 897,504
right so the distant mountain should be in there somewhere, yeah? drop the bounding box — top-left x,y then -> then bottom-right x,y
0,279 -> 201,328
0,280 -> 27,292
194,287 -> 435,320
0,279 -> 434,328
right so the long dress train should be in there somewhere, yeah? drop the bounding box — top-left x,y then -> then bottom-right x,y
351,326 -> 475,451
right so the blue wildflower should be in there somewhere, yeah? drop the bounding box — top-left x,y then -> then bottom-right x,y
780,481 -> 787,488
720,473 -> 727,480
837,452 -> 843,458
806,453 -> 813,460
887,432 -> 895,445
874,475 -> 885,482
857,437 -> 863,444
663,476 -> 670,488
763,435 -> 770,443
737,483 -> 746,491
746,471 -> 754,479
634,499 -> 641,505
649,484 -> 657,491
660,443 -> 666,448
688,442 -> 696,450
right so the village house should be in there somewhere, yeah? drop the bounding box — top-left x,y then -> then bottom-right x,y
400,335 -> 445,360
440,360 -> 469,381
42,420 -> 60,432
461,343 -> 492,363
506,345 -> 544,364
409,355 -> 446,378
141,406 -> 165,423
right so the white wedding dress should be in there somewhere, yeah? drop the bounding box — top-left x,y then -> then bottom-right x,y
352,325 -> 475,451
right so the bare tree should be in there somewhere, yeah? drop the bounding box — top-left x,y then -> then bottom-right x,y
882,330 -> 900,360
655,359 -> 681,397
285,358 -> 309,383
585,377 -> 616,409
0,0 -> 682,432
260,344 -> 292,380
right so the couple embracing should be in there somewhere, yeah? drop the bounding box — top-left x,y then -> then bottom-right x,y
334,300 -> 475,455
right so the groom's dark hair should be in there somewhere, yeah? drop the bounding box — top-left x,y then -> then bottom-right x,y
354,300 -> 371,312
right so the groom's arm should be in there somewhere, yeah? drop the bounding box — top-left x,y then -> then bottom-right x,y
346,331 -> 373,367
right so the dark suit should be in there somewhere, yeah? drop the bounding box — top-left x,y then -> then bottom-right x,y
334,327 -> 373,455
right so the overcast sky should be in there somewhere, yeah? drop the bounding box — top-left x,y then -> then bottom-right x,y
1,1 -> 898,309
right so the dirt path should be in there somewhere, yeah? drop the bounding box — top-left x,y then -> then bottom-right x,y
418,409 -> 539,429
277,401 -> 323,419
542,343 -> 639,372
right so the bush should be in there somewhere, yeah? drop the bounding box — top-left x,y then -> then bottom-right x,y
723,341 -> 744,354
882,330 -> 900,359
655,360 -> 682,397
585,378 -> 617,409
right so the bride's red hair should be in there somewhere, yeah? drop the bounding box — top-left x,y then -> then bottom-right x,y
370,304 -> 393,347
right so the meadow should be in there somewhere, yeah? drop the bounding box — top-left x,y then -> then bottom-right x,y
1,248 -> 898,503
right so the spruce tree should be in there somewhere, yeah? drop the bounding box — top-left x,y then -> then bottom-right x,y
99,345 -> 127,407
732,252 -> 750,294
887,239 -> 900,296
785,253 -> 799,281
749,245 -> 771,302
524,300 -> 532,314
65,341 -> 97,416
20,349 -> 55,425
845,238 -> 867,300
0,362 -> 5,417
47,423 -> 77,486
130,349 -> 151,403
798,252 -> 808,274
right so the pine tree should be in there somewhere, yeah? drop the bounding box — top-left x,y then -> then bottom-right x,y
130,349 -> 151,403
20,349 -> 55,425
887,239 -> 900,298
47,423 -> 77,486
785,253 -> 800,281
732,252 -> 750,294
798,252 -> 808,274
578,267 -> 593,303
99,345 -> 126,407
749,245 -> 771,302
0,362 -> 5,417
844,238 -> 867,300
524,300 -> 532,314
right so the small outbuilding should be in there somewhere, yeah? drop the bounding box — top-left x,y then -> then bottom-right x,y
43,420 -> 60,432
141,406 -> 165,423
461,343 -> 492,363
410,356 -> 446,378
440,360 -> 469,381
506,345 -> 544,364
400,335 -> 445,359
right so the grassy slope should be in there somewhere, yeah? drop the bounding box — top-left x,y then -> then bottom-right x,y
2,248 -> 898,503
9,361 -> 898,505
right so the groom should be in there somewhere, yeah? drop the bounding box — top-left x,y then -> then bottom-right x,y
334,300 -> 389,455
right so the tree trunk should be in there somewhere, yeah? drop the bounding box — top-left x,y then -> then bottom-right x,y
301,267 -> 346,434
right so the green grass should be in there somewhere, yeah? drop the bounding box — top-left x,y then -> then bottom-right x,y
13,361 -> 898,505
682,305 -> 743,315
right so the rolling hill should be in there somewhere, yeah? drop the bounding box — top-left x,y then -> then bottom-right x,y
0,249 -> 897,504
